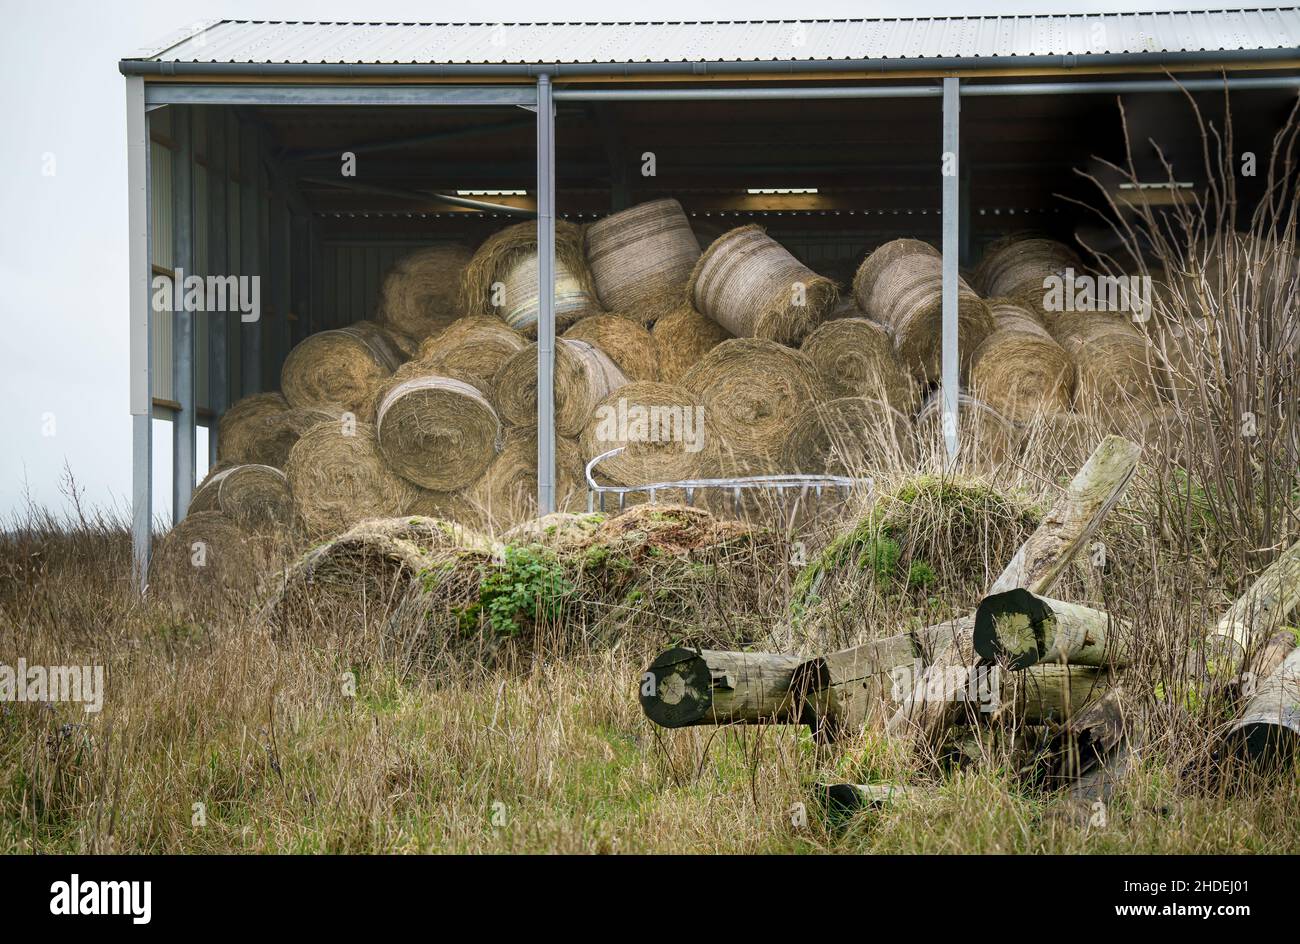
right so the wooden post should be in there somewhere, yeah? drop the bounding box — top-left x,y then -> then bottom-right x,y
1203,539 -> 1300,676
887,437 -> 1141,743
974,589 -> 1127,669
789,632 -> 920,738
1226,646 -> 1300,765
639,648 -> 806,728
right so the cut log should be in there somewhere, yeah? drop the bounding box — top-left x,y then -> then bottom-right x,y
1226,646 -> 1300,765
974,588 -> 1128,669
887,436 -> 1140,744
639,648 -> 806,728
789,632 -> 920,738
993,665 -> 1109,725
1203,539 -> 1300,676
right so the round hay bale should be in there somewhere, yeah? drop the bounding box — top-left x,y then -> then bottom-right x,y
494,338 -> 630,437
580,381 -> 714,486
1017,412 -> 1104,477
562,313 -> 660,381
216,392 -> 289,464
972,234 -> 1083,301
689,224 -> 838,345
190,462 -> 237,514
651,304 -> 732,384
233,406 -> 341,469
916,393 -> 1020,471
267,515 -> 490,639
284,419 -> 421,537
852,238 -> 994,383
1049,311 -> 1162,435
281,321 -> 403,415
148,511 -> 257,596
413,315 -> 528,403
680,338 -> 828,468
800,317 -> 917,414
374,372 -> 502,492
215,463 -> 294,529
780,396 -> 917,475
968,300 -> 1075,425
584,198 -> 702,323
459,220 -> 599,337
466,427 -> 586,531
377,244 -> 474,342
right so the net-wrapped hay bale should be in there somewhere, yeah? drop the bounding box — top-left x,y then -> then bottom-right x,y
917,393 -> 1019,472
494,338 -> 629,437
972,234 -> 1083,303
285,418 -> 420,536
580,382 -> 715,487
584,198 -> 702,323
651,304 -> 732,384
216,392 -> 289,464
377,244 -> 474,342
1017,412 -> 1103,477
215,463 -> 295,529
681,338 -> 828,469
1049,310 -> 1163,435
281,321 -> 403,415
415,315 -> 527,403
689,224 -> 838,345
562,314 -> 660,381
374,372 -> 502,492
466,427 -> 586,531
190,462 -> 237,514
148,511 -> 257,597
234,406 -> 341,469
459,220 -> 599,337
780,396 -> 917,475
968,300 -> 1075,425
800,317 -> 917,414
853,238 -> 994,383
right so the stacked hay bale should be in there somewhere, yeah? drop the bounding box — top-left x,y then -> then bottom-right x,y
494,338 -> 630,437
681,338 -> 828,475
800,317 -> 917,415
459,220 -> 600,337
1048,309 -> 1163,436
780,397 -> 917,475
417,315 -> 527,403
563,314 -> 660,381
854,239 -> 994,383
189,463 -> 294,529
652,303 -> 732,383
968,300 -> 1075,424
972,234 -> 1083,323
377,244 -> 474,342
916,392 -> 1020,472
584,198 -> 701,324
580,381 -> 716,499
281,320 -> 404,417
690,225 -> 838,346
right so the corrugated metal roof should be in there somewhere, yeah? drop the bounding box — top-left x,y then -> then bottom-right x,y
130,10 -> 1300,66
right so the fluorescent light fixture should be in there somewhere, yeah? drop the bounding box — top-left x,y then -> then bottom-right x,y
1118,181 -> 1195,190
747,187 -> 819,195
456,189 -> 527,197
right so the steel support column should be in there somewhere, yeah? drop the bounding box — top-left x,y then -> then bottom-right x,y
172,107 -> 196,520
536,73 -> 556,515
126,76 -> 152,591
941,77 -> 961,463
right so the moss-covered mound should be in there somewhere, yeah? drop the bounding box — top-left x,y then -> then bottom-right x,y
790,476 -> 1041,649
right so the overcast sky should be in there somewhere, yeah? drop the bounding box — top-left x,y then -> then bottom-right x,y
0,0 -> 1282,525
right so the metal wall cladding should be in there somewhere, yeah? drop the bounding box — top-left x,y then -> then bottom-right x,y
135,11 -> 1300,66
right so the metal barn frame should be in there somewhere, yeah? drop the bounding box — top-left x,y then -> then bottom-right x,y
121,13 -> 1300,589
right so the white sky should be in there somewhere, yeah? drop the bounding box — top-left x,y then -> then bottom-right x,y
0,0 -> 1280,523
